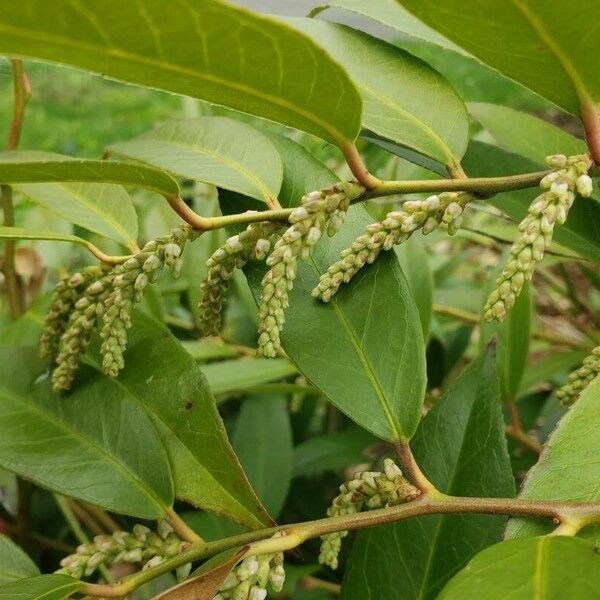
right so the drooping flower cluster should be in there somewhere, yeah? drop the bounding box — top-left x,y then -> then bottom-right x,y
484,154 -> 593,322
56,521 -> 188,580
214,537 -> 286,600
556,345 -> 600,407
44,225 -> 194,391
312,191 -> 470,302
319,459 -> 419,569
198,221 -> 281,336
257,182 -> 363,357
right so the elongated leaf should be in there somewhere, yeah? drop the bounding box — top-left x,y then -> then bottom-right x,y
109,118 -> 282,204
468,103 -> 586,163
0,535 -> 39,585
0,575 -> 82,600
232,395 -> 293,518
342,349 -> 514,600
0,346 -> 173,519
519,350 -> 588,395
0,0 -> 362,146
396,0 -> 600,113
506,375 -> 600,543
463,142 -> 600,262
0,150 -> 179,196
0,226 -> 90,247
247,206 -> 427,442
438,537 -> 600,600
201,358 -> 298,396
289,19 -> 468,163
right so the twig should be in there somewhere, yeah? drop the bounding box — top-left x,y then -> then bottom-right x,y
83,504 -> 121,534
393,442 -> 438,495
68,500 -> 106,537
164,508 -> 203,544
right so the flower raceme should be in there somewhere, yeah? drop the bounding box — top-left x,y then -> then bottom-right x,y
483,153 -> 593,322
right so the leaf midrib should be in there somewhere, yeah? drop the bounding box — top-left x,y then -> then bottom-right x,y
0,383 -> 167,517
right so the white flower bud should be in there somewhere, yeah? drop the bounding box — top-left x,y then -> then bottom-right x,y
576,174 -> 593,197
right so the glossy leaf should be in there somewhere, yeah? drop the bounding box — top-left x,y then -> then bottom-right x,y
232,395 -> 293,518
201,358 -> 298,396
463,142 -> 600,262
342,349 -> 514,600
0,346 -> 173,519
247,206 -> 427,442
0,535 -> 39,585
506,375 -> 600,544
289,19 -> 468,163
109,117 -> 282,204
468,103 -> 586,163
438,537 -> 600,600
396,0 -> 600,113
0,0 -> 362,145
0,150 -> 179,196
0,574 -> 82,599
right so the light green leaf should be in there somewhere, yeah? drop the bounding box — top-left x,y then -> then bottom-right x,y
506,375 -> 600,543
0,150 -> 179,196
289,19 -> 468,163
0,346 -> 173,519
232,395 -> 293,518
463,142 -> 600,262
247,206 -> 427,441
342,349 -> 514,600
181,339 -> 241,362
108,117 -> 282,204
0,226 -> 90,247
438,537 -> 600,600
0,575 -> 82,600
396,236 -> 433,337
0,0 -> 362,146
201,358 -> 298,396
396,0 -> 600,113
468,103 -> 586,163
0,535 -> 39,585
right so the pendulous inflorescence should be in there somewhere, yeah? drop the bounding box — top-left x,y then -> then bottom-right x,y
556,345 -> 600,407
319,459 -> 419,569
483,153 -> 593,322
44,225 -> 195,391
214,534 -> 286,600
257,182 -> 364,357
56,521 -> 189,580
312,191 -> 471,303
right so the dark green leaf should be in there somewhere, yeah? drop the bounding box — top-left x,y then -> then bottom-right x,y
0,535 -> 39,585
519,350 -> 588,395
342,349 -> 514,600
438,537 -> 600,600
232,394 -> 293,518
0,0 -> 362,145
0,574 -> 82,600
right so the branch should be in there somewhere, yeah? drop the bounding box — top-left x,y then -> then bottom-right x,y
81,494 -> 600,597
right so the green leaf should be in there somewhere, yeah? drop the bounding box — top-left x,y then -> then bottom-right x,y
201,358 -> 298,397
288,19 -> 468,163
0,346 -> 173,519
506,375 -> 600,544
0,0 -> 362,146
396,236 -> 433,337
519,350 -> 588,395
247,206 -> 427,442
438,537 -> 600,600
396,0 -> 600,114
0,575 -> 82,600
0,535 -> 39,585
108,117 -> 282,204
468,103 -> 586,163
463,141 -> 600,262
0,150 -> 179,196
0,226 -> 91,247
232,394 -> 293,518
342,349 -> 514,600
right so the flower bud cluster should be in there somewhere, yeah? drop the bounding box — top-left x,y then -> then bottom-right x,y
556,345 -> 600,407
55,521 -> 187,580
198,221 -> 281,337
39,266 -> 104,362
48,226 -> 193,391
484,153 -> 593,322
319,459 -> 419,569
214,538 -> 286,600
312,191 -> 470,302
257,182 -> 363,357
